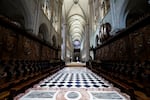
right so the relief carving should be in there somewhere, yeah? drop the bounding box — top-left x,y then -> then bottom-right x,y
23,38 -> 32,55
4,33 -> 17,52
142,25 -> 150,59
109,43 -> 114,59
113,42 -> 118,60
118,39 -> 126,59
34,43 -> 40,59
41,47 -> 47,60
132,32 -> 144,58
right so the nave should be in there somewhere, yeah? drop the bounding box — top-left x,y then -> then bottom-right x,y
14,66 -> 130,100
0,0 -> 149,100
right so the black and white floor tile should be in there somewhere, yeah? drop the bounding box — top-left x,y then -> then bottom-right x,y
39,68 -> 110,88
38,67 -> 111,89
16,67 -> 130,100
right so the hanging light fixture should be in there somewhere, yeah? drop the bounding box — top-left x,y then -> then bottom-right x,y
73,0 -> 79,4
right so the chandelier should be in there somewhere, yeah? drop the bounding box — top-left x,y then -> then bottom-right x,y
73,0 -> 79,4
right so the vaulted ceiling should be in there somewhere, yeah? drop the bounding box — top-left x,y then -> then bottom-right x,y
62,0 -> 89,48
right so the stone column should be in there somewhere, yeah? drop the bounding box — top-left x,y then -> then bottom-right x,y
85,23 -> 90,61
61,23 -> 67,61
33,0 -> 40,35
110,0 -> 116,35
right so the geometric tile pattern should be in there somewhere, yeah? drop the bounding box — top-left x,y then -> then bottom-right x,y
16,67 -> 130,100
39,67 -> 111,88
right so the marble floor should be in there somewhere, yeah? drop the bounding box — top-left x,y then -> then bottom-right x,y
15,67 -> 130,100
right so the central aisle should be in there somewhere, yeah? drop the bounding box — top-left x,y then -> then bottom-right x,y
16,67 -> 130,100
39,67 -> 110,88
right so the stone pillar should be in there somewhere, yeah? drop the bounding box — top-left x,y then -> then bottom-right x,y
33,0 -> 41,35
110,0 -> 116,35
85,23 -> 90,61
89,0 -> 96,48
61,23 -> 66,61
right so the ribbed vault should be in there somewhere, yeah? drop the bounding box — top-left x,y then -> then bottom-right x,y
62,0 -> 89,49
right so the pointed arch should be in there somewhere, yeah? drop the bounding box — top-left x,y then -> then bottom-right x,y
38,23 -> 49,41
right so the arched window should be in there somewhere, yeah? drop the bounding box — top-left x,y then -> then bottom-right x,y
42,0 -> 51,20
52,1 -> 59,32
105,0 -> 110,12
100,0 -> 110,19
99,23 -> 111,42
101,2 -> 105,19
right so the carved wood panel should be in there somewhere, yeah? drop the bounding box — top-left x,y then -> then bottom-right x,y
99,49 -> 102,59
0,26 -> 3,59
1,28 -> 18,60
112,41 -> 118,60
142,25 -> 150,60
109,43 -> 115,60
100,48 -> 103,60
45,47 -> 50,59
47,48 -> 51,59
0,19 -> 60,61
34,42 -> 40,60
103,46 -> 109,60
130,31 -> 144,60
22,37 -> 33,60
41,46 -> 46,60
117,38 -> 128,60
95,49 -> 99,60
30,41 -> 40,60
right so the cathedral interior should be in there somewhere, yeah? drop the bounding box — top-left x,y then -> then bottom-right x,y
0,0 -> 150,100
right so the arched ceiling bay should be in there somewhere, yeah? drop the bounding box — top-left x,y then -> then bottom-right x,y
62,0 -> 89,48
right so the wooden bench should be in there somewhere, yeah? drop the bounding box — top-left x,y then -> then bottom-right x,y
0,91 -> 10,100
0,83 -> 11,92
90,67 -> 135,100
134,90 -> 150,100
10,72 -> 49,97
0,61 -> 64,98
